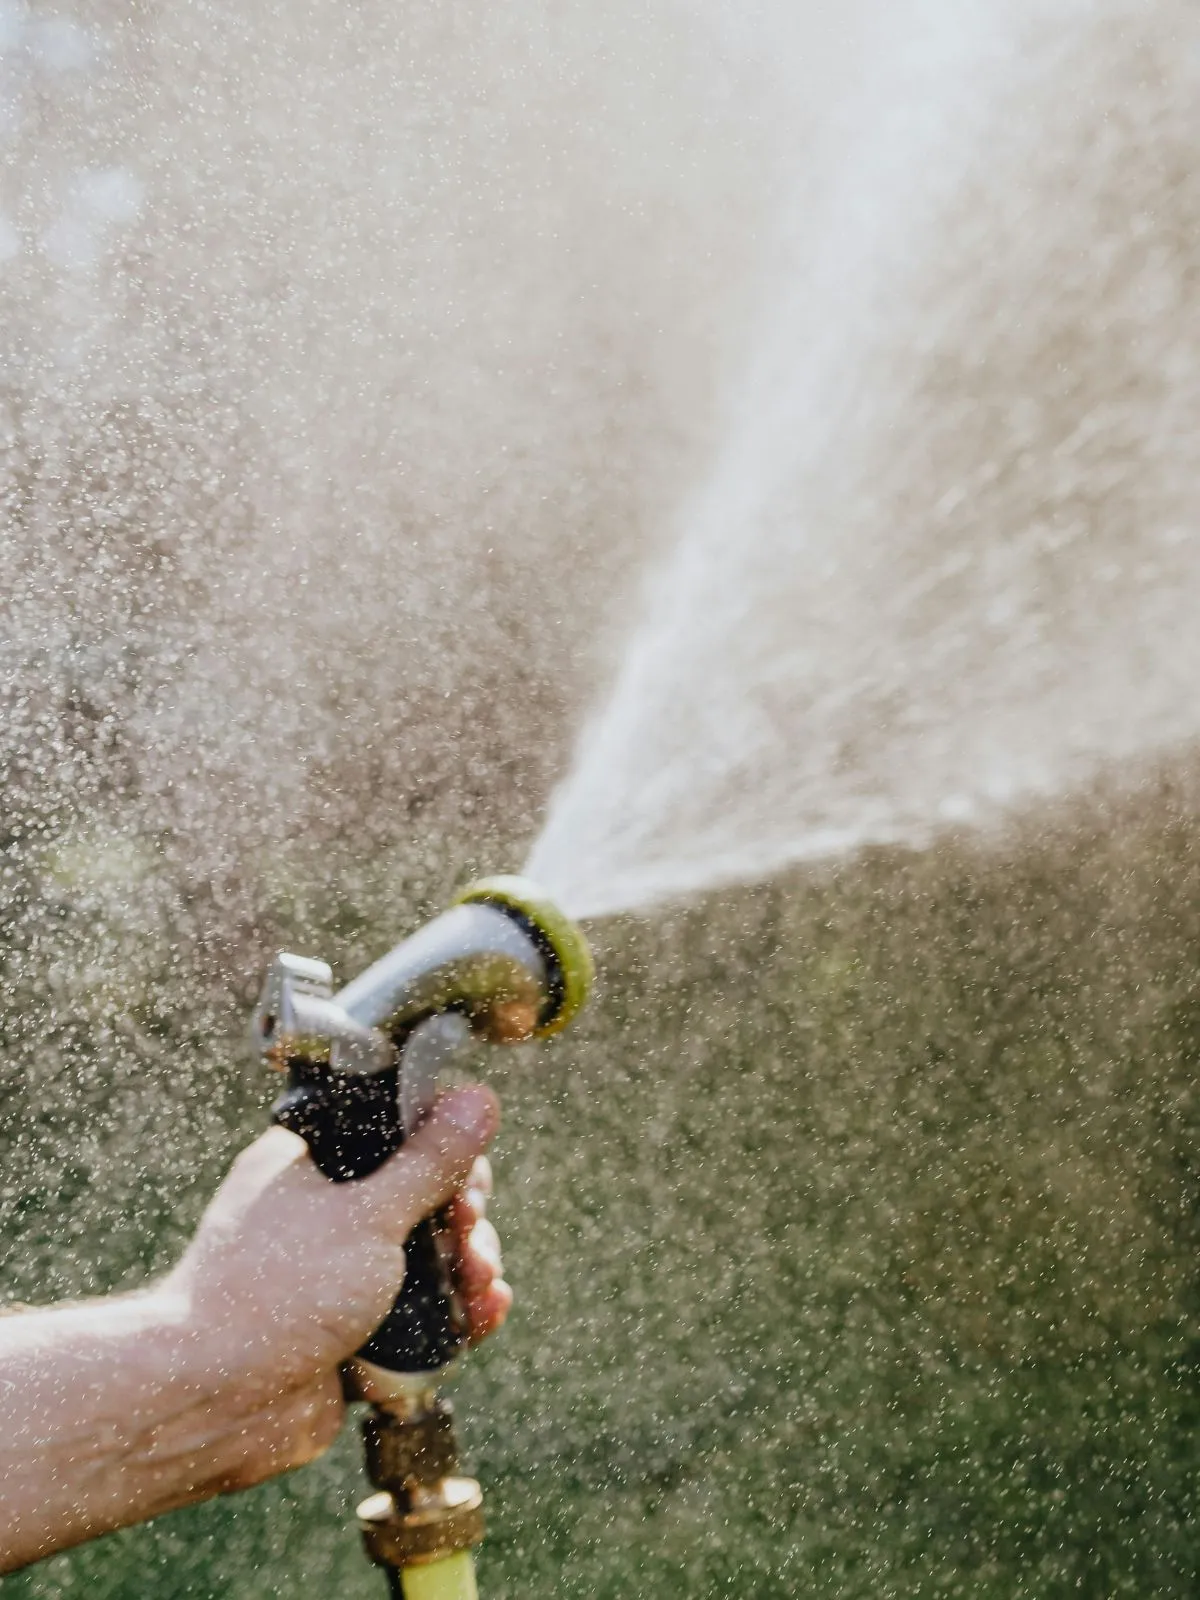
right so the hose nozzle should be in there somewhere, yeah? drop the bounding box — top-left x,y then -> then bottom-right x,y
252,876 -> 592,1596
449,874 -> 594,1041
254,874 -> 592,1071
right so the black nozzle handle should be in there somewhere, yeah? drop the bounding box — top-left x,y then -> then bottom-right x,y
271,1059 -> 465,1375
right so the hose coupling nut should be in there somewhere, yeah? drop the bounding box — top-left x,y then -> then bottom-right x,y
357,1400 -> 484,1570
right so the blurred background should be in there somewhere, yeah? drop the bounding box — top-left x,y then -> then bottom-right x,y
1,1 -> 1197,1595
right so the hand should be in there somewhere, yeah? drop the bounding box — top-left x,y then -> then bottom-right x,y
167,1084 -> 509,1481
0,1085 -> 509,1573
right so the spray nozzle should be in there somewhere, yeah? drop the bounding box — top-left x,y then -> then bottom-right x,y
254,874 -> 592,1070
252,877 -> 592,1589
449,874 -> 594,1037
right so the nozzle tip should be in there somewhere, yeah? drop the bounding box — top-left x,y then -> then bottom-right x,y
452,875 -> 594,1036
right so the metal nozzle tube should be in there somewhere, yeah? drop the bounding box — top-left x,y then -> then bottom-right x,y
333,901 -> 550,1051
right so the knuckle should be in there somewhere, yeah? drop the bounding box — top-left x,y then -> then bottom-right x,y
470,1217 -> 502,1269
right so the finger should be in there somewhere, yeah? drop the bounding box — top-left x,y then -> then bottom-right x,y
468,1216 -> 502,1272
447,1158 -> 493,1231
443,1187 -> 486,1240
462,1279 -> 513,1345
357,1085 -> 499,1241
454,1217 -> 503,1296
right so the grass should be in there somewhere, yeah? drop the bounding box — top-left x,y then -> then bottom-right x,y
2,783 -> 1198,1597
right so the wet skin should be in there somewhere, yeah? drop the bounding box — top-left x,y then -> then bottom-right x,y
0,1085 -> 507,1573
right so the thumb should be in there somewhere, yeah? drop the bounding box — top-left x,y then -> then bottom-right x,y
359,1085 -> 500,1240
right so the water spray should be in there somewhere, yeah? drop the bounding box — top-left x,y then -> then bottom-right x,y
253,876 -> 594,1600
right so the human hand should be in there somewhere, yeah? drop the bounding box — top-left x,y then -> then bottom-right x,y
0,1085 -> 509,1572
165,1083 -> 509,1489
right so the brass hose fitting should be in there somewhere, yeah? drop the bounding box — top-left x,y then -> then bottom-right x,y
357,1400 -> 484,1579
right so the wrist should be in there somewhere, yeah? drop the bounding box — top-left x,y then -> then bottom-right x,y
154,1267 -> 275,1415
0,1284 -> 238,1571
136,1280 -> 232,1408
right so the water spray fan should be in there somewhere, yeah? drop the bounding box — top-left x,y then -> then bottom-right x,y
253,876 -> 594,1600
